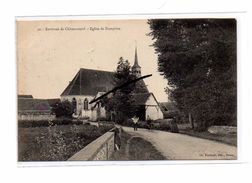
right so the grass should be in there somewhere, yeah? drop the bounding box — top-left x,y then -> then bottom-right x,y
177,124 -> 237,146
110,130 -> 166,160
18,124 -> 114,161
128,137 -> 166,160
110,131 -> 132,161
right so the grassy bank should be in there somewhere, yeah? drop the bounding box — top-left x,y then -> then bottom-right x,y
179,130 -> 237,146
18,124 -> 113,161
177,124 -> 237,146
111,130 -> 166,160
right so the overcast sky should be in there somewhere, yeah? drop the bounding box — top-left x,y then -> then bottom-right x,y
17,19 -> 168,102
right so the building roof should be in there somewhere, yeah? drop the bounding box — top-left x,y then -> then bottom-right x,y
61,68 -> 148,96
46,98 -> 61,106
18,95 -> 33,99
133,93 -> 151,105
132,92 -> 160,106
159,102 -> 178,112
18,98 -> 51,113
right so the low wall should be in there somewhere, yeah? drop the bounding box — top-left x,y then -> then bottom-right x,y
18,113 -> 56,121
208,126 -> 237,135
68,131 -> 115,161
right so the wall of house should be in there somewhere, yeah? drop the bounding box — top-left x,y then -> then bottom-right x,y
145,94 -> 164,120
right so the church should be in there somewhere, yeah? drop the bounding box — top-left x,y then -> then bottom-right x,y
60,48 -> 163,121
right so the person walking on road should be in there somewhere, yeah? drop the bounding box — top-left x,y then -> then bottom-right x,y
132,115 -> 139,131
146,115 -> 152,130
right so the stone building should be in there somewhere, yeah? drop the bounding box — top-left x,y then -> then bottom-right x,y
18,95 -> 56,120
60,48 -> 163,121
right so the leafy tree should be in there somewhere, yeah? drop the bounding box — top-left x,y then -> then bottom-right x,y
101,57 -> 138,123
51,100 -> 75,118
148,19 -> 236,131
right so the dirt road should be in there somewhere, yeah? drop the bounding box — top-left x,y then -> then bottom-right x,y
123,127 -> 237,160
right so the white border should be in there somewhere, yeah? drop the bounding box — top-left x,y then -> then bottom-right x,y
16,13 -> 245,167
16,12 -> 245,20
0,0 -> 251,181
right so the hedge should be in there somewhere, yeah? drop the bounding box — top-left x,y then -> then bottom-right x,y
18,119 -> 83,128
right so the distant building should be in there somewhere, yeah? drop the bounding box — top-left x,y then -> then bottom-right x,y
18,95 -> 57,120
133,93 -> 163,121
60,48 -> 163,121
159,102 -> 179,119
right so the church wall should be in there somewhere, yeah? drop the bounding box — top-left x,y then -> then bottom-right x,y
61,95 -> 107,121
61,95 -> 94,118
99,107 -> 106,119
91,110 -> 97,121
145,95 -> 164,120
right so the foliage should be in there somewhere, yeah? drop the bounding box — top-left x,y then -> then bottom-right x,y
18,119 -> 83,128
18,124 -> 114,161
101,57 -> 139,123
51,100 -> 75,118
148,19 -> 237,131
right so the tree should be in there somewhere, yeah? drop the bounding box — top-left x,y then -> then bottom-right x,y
51,100 -> 75,118
148,19 -> 236,131
101,57 -> 138,123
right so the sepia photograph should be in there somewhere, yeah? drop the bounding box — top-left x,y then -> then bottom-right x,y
17,18 -> 237,162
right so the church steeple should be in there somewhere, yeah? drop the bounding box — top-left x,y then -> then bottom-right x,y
132,46 -> 141,78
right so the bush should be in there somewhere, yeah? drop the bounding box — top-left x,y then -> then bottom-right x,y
158,122 -> 171,131
98,121 -> 115,131
138,121 -> 150,129
119,118 -> 134,127
51,101 -> 75,118
170,121 -> 179,133
83,122 -> 91,126
18,123 -> 114,161
18,119 -> 83,128
152,119 -> 179,133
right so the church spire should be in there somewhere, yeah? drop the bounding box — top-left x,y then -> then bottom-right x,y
132,45 -> 141,77
133,46 -> 141,68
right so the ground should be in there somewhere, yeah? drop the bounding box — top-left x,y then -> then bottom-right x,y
122,126 -> 237,160
18,124 -> 113,161
18,121 -> 237,161
177,123 -> 237,146
111,130 -> 166,160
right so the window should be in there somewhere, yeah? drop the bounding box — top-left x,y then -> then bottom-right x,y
84,98 -> 88,110
72,98 -> 76,109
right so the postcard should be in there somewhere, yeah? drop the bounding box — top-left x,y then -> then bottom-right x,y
17,17 -> 237,162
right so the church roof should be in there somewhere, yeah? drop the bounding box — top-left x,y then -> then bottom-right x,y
18,98 -> 51,113
61,68 -> 149,96
61,68 -> 115,96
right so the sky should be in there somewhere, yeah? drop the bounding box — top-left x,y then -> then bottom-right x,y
17,19 -> 168,102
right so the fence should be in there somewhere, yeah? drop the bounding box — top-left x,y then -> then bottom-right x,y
68,129 -> 118,161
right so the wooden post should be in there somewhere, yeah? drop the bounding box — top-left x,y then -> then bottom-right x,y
189,112 -> 194,129
106,142 -> 109,160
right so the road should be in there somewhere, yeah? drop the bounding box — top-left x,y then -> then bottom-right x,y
122,126 -> 237,160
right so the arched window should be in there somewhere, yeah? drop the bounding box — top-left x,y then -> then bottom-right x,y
72,98 -> 77,109
84,98 -> 88,110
